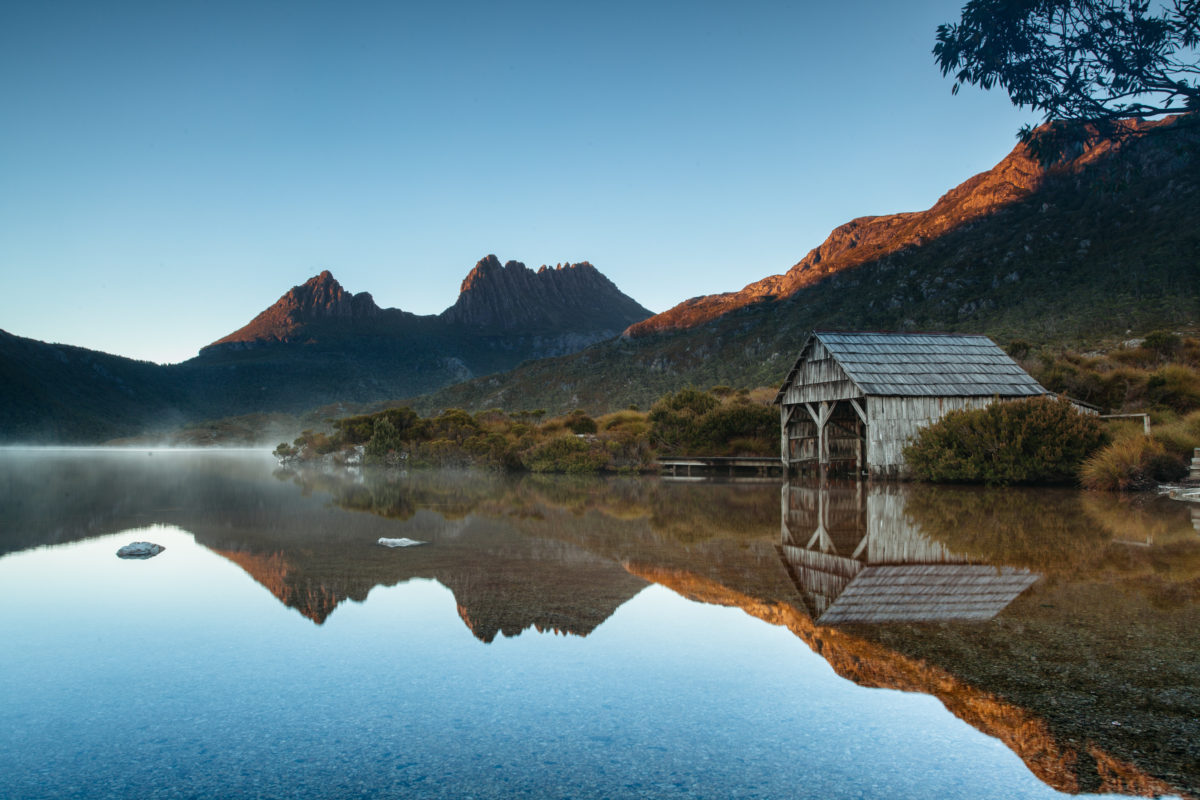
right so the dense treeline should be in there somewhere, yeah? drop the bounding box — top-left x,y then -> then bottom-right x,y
274,387 -> 778,474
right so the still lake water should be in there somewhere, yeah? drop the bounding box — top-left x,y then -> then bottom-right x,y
0,450 -> 1196,799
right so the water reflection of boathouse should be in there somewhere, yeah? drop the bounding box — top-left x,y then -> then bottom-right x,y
779,481 -> 1038,625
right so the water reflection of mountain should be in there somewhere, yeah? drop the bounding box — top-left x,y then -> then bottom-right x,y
780,482 -> 1038,624
2,451 -> 1197,797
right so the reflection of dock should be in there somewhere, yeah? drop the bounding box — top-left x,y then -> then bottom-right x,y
778,482 -> 1037,624
657,457 -> 784,479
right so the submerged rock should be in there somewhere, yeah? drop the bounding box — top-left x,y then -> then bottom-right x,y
377,537 -> 425,548
117,541 -> 165,559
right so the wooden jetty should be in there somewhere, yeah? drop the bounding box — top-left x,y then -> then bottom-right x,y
657,456 -> 784,479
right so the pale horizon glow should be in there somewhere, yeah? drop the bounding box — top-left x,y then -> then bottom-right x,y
0,0 -> 1036,364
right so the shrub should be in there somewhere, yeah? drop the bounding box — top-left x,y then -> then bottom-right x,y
695,403 -> 777,455
336,407 -> 419,445
903,396 -> 1106,485
1151,410 -> 1200,457
1143,329 -> 1182,359
1080,437 -> 1185,491
1005,339 -> 1033,360
598,409 -> 649,434
365,416 -> 406,465
564,411 -> 598,435
1146,365 -> 1200,413
420,409 -> 482,444
649,388 -> 777,456
523,435 -> 610,473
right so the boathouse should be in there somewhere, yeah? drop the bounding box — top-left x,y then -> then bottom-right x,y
778,482 -> 1038,624
774,331 -> 1047,478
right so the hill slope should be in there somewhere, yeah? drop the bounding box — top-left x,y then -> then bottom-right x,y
414,120 -> 1200,415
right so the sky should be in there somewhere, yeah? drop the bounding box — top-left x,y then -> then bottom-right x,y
0,0 -> 1037,365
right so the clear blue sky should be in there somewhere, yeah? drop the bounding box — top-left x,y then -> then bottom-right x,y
0,0 -> 1035,364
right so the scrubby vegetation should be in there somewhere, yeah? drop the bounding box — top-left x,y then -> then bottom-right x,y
1080,410 -> 1200,490
648,387 -> 778,457
906,333 -> 1200,490
1019,331 -> 1200,415
1025,331 -> 1200,490
903,396 -> 1107,486
273,387 -> 777,474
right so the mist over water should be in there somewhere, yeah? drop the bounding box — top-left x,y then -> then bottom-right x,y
0,450 -> 1195,799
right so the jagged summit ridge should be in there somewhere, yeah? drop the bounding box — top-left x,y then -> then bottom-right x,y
205,271 -> 383,351
200,256 -> 651,357
442,255 -> 652,331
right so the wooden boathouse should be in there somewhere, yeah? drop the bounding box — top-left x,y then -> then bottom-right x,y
774,331 -> 1047,478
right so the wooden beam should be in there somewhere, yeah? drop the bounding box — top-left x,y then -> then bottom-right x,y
804,402 -> 821,425
780,406 -> 790,466
817,401 -> 832,468
849,397 -> 867,424
851,531 -> 870,559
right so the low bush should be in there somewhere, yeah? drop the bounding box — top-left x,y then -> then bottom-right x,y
649,388 -> 777,456
1032,335 -> 1200,414
524,435 -> 610,473
1080,437 -> 1186,491
1146,365 -> 1200,413
1153,410 -> 1200,457
903,396 -> 1106,485
285,387 -> 771,473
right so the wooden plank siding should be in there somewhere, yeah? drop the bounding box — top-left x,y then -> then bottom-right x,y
776,331 -> 1049,479
865,395 -> 996,478
779,340 -> 863,406
778,481 -> 1039,624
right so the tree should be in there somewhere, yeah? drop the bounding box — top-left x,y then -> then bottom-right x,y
935,0 -> 1200,161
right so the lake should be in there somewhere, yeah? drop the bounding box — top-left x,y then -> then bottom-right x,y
0,449 -> 1196,799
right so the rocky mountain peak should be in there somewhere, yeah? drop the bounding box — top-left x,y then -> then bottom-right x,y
202,271 -> 382,352
441,256 -> 651,332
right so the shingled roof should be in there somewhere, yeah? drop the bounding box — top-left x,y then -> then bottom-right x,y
776,331 -> 1047,400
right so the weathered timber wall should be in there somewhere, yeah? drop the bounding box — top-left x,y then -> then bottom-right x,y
864,485 -> 966,563
780,341 -> 861,405
866,395 -> 996,477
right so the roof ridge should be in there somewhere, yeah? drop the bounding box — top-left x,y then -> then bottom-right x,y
776,330 -> 1047,399
813,329 -> 994,338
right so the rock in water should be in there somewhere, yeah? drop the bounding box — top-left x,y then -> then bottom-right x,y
117,541 -> 165,559
378,537 -> 425,548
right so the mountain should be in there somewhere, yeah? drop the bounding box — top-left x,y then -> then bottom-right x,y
413,117 -> 1200,415
203,258 -> 649,355
0,329 -> 196,442
442,256 -> 652,333
0,257 -> 651,442
204,269 -> 392,351
625,120 -> 1137,337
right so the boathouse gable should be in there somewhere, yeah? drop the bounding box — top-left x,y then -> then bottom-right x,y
775,331 -> 1047,478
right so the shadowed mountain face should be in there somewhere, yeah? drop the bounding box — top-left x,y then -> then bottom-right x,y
203,258 -> 650,354
2,454 -> 1197,796
0,256 -> 651,442
441,256 -> 652,333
